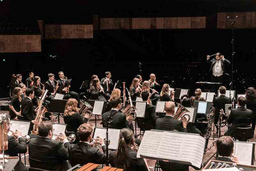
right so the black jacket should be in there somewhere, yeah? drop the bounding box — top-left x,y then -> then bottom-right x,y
45,80 -> 57,95
137,104 -> 157,130
102,110 -> 127,129
29,136 -> 68,171
155,115 -> 186,132
64,113 -> 88,133
227,107 -> 253,126
6,136 -> 27,156
109,149 -> 148,171
68,142 -> 106,166
21,97 -> 35,121
207,58 -> 230,74
213,95 -> 231,123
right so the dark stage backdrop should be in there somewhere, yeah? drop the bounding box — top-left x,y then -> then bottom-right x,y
1,29 -> 256,97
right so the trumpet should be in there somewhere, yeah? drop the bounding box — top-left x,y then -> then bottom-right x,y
53,133 -> 77,143
8,130 -> 31,143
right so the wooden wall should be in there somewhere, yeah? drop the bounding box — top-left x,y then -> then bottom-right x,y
45,24 -> 93,39
0,35 -> 41,53
100,17 -> 206,29
218,12 -> 256,29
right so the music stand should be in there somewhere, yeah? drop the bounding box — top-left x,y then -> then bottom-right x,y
92,101 -> 106,127
49,99 -> 67,123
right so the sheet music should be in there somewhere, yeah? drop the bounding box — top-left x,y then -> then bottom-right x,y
155,101 -> 166,113
201,92 -> 207,100
135,102 -> 147,118
234,142 -> 253,165
206,93 -> 215,102
53,124 -> 66,136
175,107 -> 178,114
237,94 -> 245,99
138,131 -> 205,169
54,93 -> 64,100
197,102 -> 207,114
218,90 -> 235,99
92,101 -> 104,115
225,104 -> 232,116
10,121 -> 30,136
93,128 -> 120,150
203,168 -> 239,171
179,89 -> 189,99
136,97 -> 143,102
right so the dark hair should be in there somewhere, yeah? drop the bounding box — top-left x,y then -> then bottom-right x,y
141,91 -> 149,101
77,123 -> 93,141
12,87 -> 21,96
219,86 -> 226,95
238,96 -> 246,107
110,96 -> 122,108
216,136 -> 234,157
246,87 -> 256,100
29,72 -> 34,76
116,128 -> 134,170
38,121 -> 53,137
48,73 -> 54,78
181,97 -> 191,107
25,88 -> 34,97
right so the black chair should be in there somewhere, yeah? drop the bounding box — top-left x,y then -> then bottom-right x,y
234,126 -> 254,141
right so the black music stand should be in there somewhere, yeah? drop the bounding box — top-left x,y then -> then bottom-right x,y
49,99 -> 67,123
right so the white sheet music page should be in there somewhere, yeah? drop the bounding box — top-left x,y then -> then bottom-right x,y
135,102 -> 146,118
201,92 -> 207,100
93,128 -> 120,150
186,107 -> 196,123
10,121 -> 30,136
54,93 -> 64,100
206,93 -> 215,102
203,168 -> 239,171
136,97 -> 143,102
198,102 -> 207,114
137,131 -> 164,158
155,101 -> 165,113
138,131 -> 205,168
53,124 -> 66,136
92,101 -> 104,115
179,89 -> 189,99
234,142 -> 253,165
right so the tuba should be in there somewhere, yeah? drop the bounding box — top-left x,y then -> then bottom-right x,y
174,104 -> 191,122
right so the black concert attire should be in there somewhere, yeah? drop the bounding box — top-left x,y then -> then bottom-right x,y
101,77 -> 113,95
213,94 -> 231,125
68,142 -> 106,166
207,58 -> 230,84
215,157 -> 233,163
64,112 -> 88,135
57,78 -> 80,103
246,98 -> 256,132
9,96 -> 21,119
45,80 -> 57,96
130,87 -> 141,101
32,83 -> 44,98
26,77 -> 34,88
149,90 -> 160,106
102,109 -> 127,129
137,103 -> 157,131
9,76 -> 17,93
160,93 -> 172,101
109,149 -> 148,171
225,106 -> 253,137
155,115 -> 188,171
29,137 -> 68,171
88,85 -> 106,102
21,97 -> 36,121
6,136 -> 27,171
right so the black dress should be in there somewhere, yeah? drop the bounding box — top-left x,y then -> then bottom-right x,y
64,112 -> 88,134
9,96 -> 21,119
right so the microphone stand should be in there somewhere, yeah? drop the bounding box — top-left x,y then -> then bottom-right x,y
105,113 -> 112,166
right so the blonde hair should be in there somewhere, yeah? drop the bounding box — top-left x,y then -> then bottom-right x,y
64,98 -> 79,116
109,88 -> 121,101
160,84 -> 170,96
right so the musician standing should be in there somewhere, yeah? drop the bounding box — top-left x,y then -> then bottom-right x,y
45,73 -> 57,97
207,52 -> 230,85
20,88 -> 36,121
101,71 -> 113,98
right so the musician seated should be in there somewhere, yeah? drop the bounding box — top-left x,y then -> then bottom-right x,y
160,84 -> 173,101
190,88 -> 205,106
102,97 -> 127,129
100,71 -> 113,98
137,91 -> 157,131
6,119 -> 27,171
129,78 -> 141,101
29,120 -> 68,170
104,88 -> 121,113
88,77 -> 106,102
109,128 -> 149,171
44,73 -> 57,99
20,88 -> 36,121
64,98 -> 88,142
224,96 -> 253,137
215,136 -> 238,163
155,101 -> 188,132
68,123 -> 106,166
